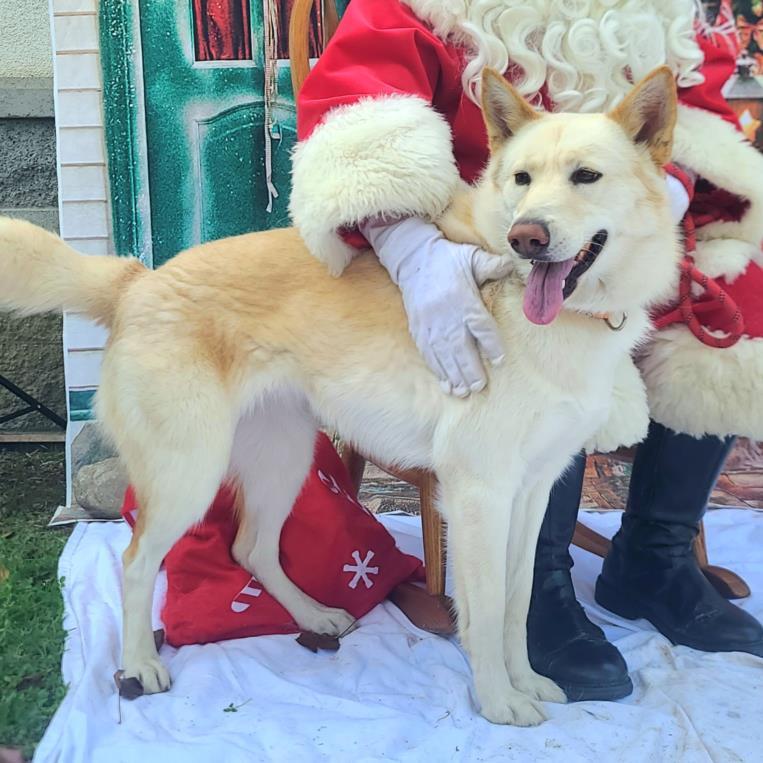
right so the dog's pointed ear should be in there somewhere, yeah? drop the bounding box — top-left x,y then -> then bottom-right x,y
609,66 -> 677,166
481,68 -> 540,151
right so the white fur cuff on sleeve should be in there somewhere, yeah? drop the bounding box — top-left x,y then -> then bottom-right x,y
639,327 -> 763,441
673,105 -> 763,265
290,95 -> 460,275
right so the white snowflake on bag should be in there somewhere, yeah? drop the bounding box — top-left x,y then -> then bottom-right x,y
343,550 -> 379,589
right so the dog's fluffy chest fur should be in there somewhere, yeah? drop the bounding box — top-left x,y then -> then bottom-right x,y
489,283 -> 648,466
423,281 -> 650,470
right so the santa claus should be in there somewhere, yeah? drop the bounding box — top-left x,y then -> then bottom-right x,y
290,0 -> 763,701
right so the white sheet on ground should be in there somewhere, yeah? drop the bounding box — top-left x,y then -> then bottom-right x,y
35,509 -> 763,763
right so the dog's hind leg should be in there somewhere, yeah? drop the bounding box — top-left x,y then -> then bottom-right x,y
502,475 -> 567,705
230,396 -> 355,636
120,422 -> 234,694
99,348 -> 238,695
438,466 -> 546,726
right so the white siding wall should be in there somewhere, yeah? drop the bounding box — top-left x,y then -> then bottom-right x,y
51,0 -> 112,503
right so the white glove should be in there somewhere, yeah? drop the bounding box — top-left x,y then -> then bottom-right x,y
361,216 -> 513,397
665,166 -> 696,222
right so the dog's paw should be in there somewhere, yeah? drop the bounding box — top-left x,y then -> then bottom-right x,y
510,671 -> 567,704
479,690 -> 547,726
121,655 -> 171,695
297,605 -> 356,637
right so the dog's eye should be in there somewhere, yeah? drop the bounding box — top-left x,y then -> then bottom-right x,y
571,168 -> 602,185
514,172 -> 532,186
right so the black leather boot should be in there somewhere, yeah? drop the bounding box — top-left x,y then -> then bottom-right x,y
528,453 -> 633,701
596,421 -> 763,656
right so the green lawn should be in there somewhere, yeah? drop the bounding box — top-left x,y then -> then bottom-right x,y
0,447 -> 69,760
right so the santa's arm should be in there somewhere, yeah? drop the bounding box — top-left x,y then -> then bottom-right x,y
289,0 -> 462,275
673,30 -> 763,267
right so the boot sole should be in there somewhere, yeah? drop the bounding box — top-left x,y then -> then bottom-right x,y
555,676 -> 633,703
595,576 -> 763,658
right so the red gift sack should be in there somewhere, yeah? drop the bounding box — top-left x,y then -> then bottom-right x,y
121,433 -> 424,646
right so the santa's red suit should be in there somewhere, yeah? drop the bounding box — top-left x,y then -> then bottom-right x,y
291,0 -> 763,444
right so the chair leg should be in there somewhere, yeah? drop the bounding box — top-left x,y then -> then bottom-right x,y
388,473 -> 454,636
340,443 -> 366,497
694,520 -> 751,600
572,520 -> 612,558
420,474 -> 446,597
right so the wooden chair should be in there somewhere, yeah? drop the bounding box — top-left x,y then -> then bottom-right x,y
287,0 -> 750,619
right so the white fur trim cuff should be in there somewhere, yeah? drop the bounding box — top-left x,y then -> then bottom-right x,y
673,105 -> 763,277
290,95 -> 460,275
639,327 -> 763,440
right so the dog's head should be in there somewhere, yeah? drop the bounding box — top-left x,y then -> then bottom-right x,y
473,66 -> 683,325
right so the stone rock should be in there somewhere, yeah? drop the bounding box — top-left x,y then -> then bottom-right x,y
72,457 -> 129,519
71,422 -> 118,473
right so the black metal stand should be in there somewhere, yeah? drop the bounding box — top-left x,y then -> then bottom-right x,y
0,374 -> 66,429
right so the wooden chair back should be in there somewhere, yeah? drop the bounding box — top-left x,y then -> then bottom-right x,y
289,0 -> 340,95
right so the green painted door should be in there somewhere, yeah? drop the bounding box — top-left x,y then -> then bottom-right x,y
138,2 -> 298,266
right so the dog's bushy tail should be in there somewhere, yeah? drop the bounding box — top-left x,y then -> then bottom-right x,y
0,217 -> 145,326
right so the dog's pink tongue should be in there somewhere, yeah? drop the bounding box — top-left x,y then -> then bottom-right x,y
523,259 -> 577,325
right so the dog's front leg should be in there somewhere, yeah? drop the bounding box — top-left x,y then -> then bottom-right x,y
439,472 -> 546,726
503,479 -> 566,704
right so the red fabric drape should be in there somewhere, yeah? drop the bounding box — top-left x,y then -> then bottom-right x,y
193,0 -> 253,61
193,1 -> 323,63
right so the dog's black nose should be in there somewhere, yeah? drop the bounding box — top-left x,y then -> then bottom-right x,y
508,221 -> 550,259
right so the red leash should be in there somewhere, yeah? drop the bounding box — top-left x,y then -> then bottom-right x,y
653,196 -> 745,349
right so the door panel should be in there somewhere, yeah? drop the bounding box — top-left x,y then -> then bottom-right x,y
139,1 -> 287,265
196,99 -> 295,241
138,1 -> 347,267
196,103 -> 263,243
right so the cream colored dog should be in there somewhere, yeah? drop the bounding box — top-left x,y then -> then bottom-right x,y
0,67 -> 681,725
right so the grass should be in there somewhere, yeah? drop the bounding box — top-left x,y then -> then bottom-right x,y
0,446 -> 69,760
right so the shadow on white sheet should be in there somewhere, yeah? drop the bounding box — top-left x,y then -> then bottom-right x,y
34,510 -> 763,763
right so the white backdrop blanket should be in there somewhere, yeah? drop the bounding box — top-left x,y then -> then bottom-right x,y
35,509 -> 763,763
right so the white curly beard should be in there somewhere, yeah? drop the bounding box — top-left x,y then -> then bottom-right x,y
403,0 -> 707,112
